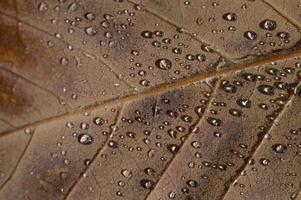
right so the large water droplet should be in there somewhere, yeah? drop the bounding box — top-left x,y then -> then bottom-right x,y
155,58 -> 172,70
260,19 -> 277,31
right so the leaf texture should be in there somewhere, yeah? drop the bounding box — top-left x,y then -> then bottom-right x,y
0,0 -> 301,200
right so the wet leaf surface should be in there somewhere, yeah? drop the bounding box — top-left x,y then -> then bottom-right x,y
0,0 -> 301,200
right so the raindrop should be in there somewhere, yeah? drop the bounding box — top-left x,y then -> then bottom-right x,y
242,73 -> 257,81
191,141 -> 201,149
141,31 -> 153,39
167,144 -> 180,154
144,168 -> 156,176
181,115 -> 193,123
60,57 -> 69,65
172,48 -> 182,54
140,79 -> 150,87
196,54 -> 206,62
167,110 -> 179,118
108,140 -> 118,148
294,85 -> 301,96
259,158 -> 270,166
126,132 -> 136,138
78,134 -> 94,145
84,12 -> 96,21
104,14 -> 113,20
257,85 -> 275,95
66,122 -> 74,129
155,58 -> 172,70
186,180 -> 199,188
272,144 -> 287,153
260,19 -> 277,31
277,32 -> 290,39
244,31 -> 257,40
236,99 -> 251,108
223,12 -> 237,21
80,122 -> 89,130
229,109 -> 242,117
85,27 -> 97,36
140,179 -> 155,190
206,117 -> 222,126
168,129 -> 178,138
221,81 -> 237,93
38,2 -> 48,12
93,117 -> 104,126
121,169 -> 132,178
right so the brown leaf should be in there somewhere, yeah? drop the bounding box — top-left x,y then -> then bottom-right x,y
0,0 -> 301,200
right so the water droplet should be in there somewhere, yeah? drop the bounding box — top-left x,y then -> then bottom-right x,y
206,117 -> 222,126
294,85 -> 301,96
141,31 -> 153,39
167,110 -> 178,118
168,129 -> 178,138
244,31 -> 257,40
272,144 -> 287,153
60,57 -> 69,65
121,169 -> 132,178
140,79 -> 150,87
223,12 -> 237,21
259,158 -> 270,166
155,58 -> 172,70
93,117 -> 104,126
38,2 -> 48,12
140,179 -> 155,190
78,134 -> 94,145
84,12 -> 96,21
168,192 -> 176,199
108,140 -> 118,148
172,48 -> 182,54
85,27 -> 97,36
181,115 -> 193,123
167,144 -> 179,154
196,54 -> 206,62
229,109 -> 242,117
191,141 -> 201,149
260,19 -> 277,31
257,85 -> 275,95
144,167 -> 156,176
277,32 -> 290,39
186,179 -> 199,187
66,122 -> 74,129
237,99 -> 251,108
221,81 -> 237,93
80,122 -> 89,130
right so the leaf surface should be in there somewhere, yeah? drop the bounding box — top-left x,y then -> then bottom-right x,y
0,0 -> 301,200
